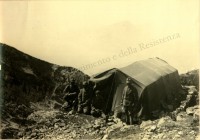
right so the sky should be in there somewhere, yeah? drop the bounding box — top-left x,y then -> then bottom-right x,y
0,0 -> 199,75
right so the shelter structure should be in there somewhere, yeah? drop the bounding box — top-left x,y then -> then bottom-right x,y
90,58 -> 182,119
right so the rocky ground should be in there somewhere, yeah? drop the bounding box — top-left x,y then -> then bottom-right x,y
1,44 -> 199,139
1,84 -> 199,139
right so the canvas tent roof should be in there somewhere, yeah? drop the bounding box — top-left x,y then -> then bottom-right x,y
120,58 -> 177,86
90,58 -> 181,119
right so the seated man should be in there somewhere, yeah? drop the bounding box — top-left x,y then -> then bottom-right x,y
78,81 -> 93,114
63,79 -> 80,110
91,90 -> 105,117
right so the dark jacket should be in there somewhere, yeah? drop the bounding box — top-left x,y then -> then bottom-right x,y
63,84 -> 80,102
64,84 -> 80,96
121,85 -> 138,107
78,88 -> 93,107
91,94 -> 104,110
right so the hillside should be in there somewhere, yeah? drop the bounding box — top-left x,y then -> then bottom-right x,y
0,43 -> 89,135
0,43 -> 89,103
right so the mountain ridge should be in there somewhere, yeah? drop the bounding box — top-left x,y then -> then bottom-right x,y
0,43 -> 89,106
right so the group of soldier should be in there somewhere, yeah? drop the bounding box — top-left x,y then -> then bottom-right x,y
63,79 -> 105,118
63,77 -> 138,125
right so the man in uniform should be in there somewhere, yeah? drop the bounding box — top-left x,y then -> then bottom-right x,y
121,77 -> 138,125
63,78 -> 80,110
91,90 -> 105,117
77,81 -> 93,114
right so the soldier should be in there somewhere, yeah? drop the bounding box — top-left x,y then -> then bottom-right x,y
78,81 -> 93,114
90,90 -> 105,117
121,77 -> 138,125
63,78 -> 80,110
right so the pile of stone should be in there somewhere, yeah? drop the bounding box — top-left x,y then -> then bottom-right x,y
118,115 -> 199,140
21,110 -> 105,139
181,86 -> 198,109
20,110 -> 134,139
170,86 -> 199,121
2,103 -> 33,120
102,116 -> 185,139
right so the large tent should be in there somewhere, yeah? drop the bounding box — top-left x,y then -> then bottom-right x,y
90,58 -> 182,119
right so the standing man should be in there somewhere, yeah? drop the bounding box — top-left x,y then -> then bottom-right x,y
78,81 -> 93,114
121,77 -> 138,125
63,78 -> 80,110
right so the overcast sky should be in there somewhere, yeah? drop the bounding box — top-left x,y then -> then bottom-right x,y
0,0 -> 199,75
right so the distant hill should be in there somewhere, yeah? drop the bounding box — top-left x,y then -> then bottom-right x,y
0,43 -> 89,106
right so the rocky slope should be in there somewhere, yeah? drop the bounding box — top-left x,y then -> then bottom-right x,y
2,83 -> 197,139
180,69 -> 199,90
0,43 -> 89,104
0,43 -> 89,138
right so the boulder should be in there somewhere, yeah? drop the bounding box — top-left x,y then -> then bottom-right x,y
120,125 -> 136,132
17,132 -> 23,137
59,123 -> 66,127
94,118 -> 104,125
30,132 -> 37,138
113,118 -> 122,123
93,118 -> 106,129
105,122 -> 124,137
54,123 -> 59,129
174,134 -> 181,138
176,112 -> 193,126
156,133 -> 164,139
187,86 -> 198,95
186,105 -> 199,115
107,122 -> 115,126
67,110 -> 75,115
178,131 -> 184,135
140,120 -> 154,129
157,116 -> 176,128
149,125 -> 157,132
64,129 -> 71,133
193,109 -> 199,121
93,124 -> 101,130
102,134 -> 109,140
85,124 -> 93,129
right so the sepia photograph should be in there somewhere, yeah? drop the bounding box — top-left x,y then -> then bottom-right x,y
0,0 -> 199,139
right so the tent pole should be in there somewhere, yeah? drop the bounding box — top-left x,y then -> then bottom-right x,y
105,71 -> 116,114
